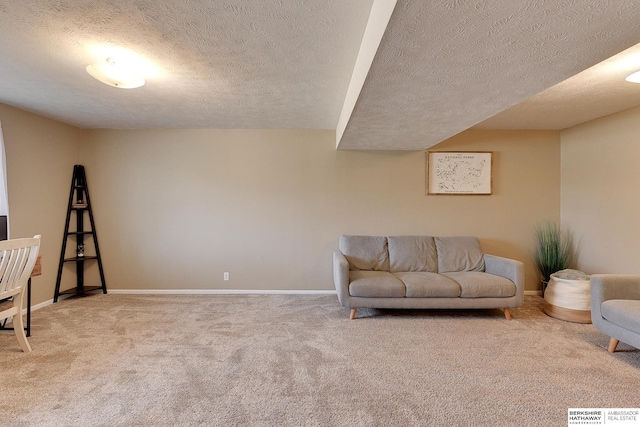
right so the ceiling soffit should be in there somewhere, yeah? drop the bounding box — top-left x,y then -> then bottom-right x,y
474,42 -> 640,130
338,0 -> 640,150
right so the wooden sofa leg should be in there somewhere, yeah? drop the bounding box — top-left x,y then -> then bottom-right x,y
504,308 -> 512,320
608,337 -> 619,353
350,308 -> 357,320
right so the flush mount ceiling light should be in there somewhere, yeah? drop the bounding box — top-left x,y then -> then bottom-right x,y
625,70 -> 640,83
86,58 -> 145,88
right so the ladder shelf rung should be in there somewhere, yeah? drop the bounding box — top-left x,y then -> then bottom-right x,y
58,285 -> 104,296
63,256 -> 98,262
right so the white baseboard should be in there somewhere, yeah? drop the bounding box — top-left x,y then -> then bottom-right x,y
107,289 -> 338,295
525,290 -> 543,296
19,298 -> 54,315
110,289 -> 543,296
32,299 -> 54,310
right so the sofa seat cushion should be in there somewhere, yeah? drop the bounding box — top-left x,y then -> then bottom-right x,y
388,236 -> 437,273
601,300 -> 640,332
394,272 -> 460,298
443,272 -> 516,298
349,271 -> 405,298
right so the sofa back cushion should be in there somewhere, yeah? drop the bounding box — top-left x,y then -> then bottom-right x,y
339,235 -> 389,271
388,236 -> 438,273
435,236 -> 485,273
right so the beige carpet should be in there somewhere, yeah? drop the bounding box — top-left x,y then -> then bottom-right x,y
1,294 -> 638,426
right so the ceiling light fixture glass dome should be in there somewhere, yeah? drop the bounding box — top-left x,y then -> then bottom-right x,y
625,70 -> 640,83
86,58 -> 145,88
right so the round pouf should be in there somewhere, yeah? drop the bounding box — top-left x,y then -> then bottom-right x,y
543,269 -> 591,323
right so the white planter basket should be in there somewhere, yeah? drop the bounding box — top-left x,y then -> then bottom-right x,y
543,269 -> 591,323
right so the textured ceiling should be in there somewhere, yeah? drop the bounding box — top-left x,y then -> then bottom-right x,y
0,0 -> 374,129
474,42 -> 640,130
338,0 -> 640,150
1,1 -> 640,150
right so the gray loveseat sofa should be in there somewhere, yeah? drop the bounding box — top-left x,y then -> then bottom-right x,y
590,274 -> 640,352
333,235 -> 524,320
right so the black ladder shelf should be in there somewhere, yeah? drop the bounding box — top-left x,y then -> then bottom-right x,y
54,165 -> 107,302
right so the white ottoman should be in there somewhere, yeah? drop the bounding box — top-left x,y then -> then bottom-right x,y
543,269 -> 591,323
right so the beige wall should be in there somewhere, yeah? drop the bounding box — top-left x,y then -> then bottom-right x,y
0,108 -> 562,305
561,105 -> 640,275
0,103 -> 81,306
6,96 -> 639,302
436,129 -> 561,290
80,128 -> 560,293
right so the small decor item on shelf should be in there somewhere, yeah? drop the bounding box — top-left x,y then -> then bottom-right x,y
77,243 -> 84,258
72,199 -> 88,208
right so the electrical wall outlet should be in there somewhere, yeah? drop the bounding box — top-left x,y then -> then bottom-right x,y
223,272 -> 229,281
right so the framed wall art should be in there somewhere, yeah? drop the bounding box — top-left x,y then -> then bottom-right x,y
426,151 -> 493,195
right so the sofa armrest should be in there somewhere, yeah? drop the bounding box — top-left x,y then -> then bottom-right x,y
484,254 -> 524,305
591,275 -> 640,322
333,251 -> 351,306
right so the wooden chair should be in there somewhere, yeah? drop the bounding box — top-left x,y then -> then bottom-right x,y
0,235 -> 41,352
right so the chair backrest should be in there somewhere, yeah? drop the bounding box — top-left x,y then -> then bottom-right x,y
0,235 -> 41,305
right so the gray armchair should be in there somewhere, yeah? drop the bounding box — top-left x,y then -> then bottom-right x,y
590,274 -> 640,352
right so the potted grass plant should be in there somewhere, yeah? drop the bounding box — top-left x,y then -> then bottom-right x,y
533,220 -> 574,295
